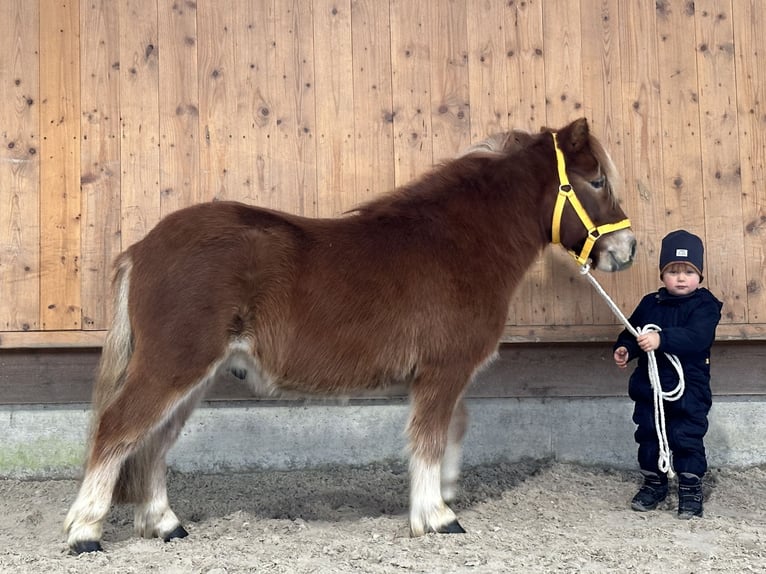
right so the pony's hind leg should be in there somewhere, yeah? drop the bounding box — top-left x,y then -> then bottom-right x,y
407,370 -> 470,536
65,368 -> 204,553
64,445 -> 127,554
132,390 -> 205,542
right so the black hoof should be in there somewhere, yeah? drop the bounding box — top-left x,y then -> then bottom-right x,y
69,540 -> 103,555
438,520 -> 466,534
163,525 -> 189,542
230,367 -> 247,380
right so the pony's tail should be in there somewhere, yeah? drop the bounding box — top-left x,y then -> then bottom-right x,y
89,253 -> 134,437
86,253 -> 152,504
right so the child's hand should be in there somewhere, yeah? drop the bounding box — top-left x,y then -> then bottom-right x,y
614,347 -> 629,369
636,332 -> 660,352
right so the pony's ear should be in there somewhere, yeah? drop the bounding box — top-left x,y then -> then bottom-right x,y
558,118 -> 590,152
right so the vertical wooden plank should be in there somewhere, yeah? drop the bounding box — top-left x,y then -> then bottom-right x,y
119,0 -> 160,249
580,0 -> 634,325
733,0 -> 766,322
0,0 -> 40,331
653,1 -> 704,232
542,1 -> 593,326
351,0 -> 394,203
431,0 -> 470,161
695,0 -> 747,323
80,0 -> 121,330
467,0 -> 506,141
504,0 -> 545,131
197,0 -> 236,201
272,0 -> 318,215
39,0 -> 81,330
503,0 -> 549,327
618,1 -> 666,304
158,0 -> 201,215
390,0 -> 433,186
237,1 -> 274,208
313,0 -> 356,215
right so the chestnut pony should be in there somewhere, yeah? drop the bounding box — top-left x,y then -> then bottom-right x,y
65,118 -> 635,553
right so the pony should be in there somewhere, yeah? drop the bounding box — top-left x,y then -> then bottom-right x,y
65,118 -> 636,554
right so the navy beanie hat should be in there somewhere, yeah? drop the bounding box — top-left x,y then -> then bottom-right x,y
659,229 -> 704,279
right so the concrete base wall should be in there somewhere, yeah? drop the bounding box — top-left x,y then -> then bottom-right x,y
2,396 -> 764,479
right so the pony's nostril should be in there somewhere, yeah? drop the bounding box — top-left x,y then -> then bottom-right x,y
630,238 -> 637,259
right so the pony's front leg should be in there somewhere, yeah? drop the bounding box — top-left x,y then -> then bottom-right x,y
441,399 -> 468,503
407,375 -> 468,536
409,454 -> 466,536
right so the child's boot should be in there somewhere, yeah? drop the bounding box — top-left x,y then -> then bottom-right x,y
677,472 -> 703,519
631,470 -> 668,511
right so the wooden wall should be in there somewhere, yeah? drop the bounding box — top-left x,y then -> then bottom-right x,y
1,0 -> 765,350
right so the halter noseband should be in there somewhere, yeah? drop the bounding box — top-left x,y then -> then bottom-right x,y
550,132 -> 631,266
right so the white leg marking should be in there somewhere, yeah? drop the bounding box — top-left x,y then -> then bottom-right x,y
134,460 -> 181,539
135,499 -> 181,539
409,455 -> 457,537
64,461 -> 120,546
440,440 -> 463,503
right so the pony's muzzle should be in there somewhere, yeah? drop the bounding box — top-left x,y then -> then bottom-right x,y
595,230 -> 637,272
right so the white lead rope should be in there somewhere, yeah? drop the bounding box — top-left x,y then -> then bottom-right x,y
579,263 -> 685,478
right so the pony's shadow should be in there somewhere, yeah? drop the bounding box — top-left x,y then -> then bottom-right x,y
103,457 -> 553,540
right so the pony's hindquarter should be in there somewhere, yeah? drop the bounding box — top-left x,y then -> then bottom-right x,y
65,250 -> 204,552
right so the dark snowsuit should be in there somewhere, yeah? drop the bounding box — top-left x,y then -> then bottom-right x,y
614,287 -> 722,476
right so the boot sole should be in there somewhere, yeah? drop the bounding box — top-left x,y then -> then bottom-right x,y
631,495 -> 667,512
631,501 -> 660,512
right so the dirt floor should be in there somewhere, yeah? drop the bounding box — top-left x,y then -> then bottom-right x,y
1,459 -> 764,573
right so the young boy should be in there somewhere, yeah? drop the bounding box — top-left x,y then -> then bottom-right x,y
613,230 -> 722,518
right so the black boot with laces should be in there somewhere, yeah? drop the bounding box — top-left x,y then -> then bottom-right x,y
677,472 -> 704,519
631,470 -> 668,512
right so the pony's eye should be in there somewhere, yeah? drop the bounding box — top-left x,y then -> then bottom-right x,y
590,175 -> 606,189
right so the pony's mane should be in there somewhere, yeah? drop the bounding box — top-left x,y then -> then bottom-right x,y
453,133 -> 512,159
349,152 -> 503,218
350,127 -> 621,215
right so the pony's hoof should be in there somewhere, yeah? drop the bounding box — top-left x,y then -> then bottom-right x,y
163,525 -> 189,542
438,520 -> 466,534
69,540 -> 103,555
229,367 -> 247,380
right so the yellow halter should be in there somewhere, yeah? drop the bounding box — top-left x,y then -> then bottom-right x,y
550,132 -> 631,266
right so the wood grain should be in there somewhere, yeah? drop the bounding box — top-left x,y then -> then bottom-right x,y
80,0 -> 121,330
39,0 -> 81,330
0,0 -> 765,353
695,1 -> 748,324
732,0 -> 766,323
0,0 -> 40,332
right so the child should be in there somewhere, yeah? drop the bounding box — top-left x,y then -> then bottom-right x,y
613,230 -> 722,518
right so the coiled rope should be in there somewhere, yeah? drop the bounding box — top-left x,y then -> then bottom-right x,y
579,263 -> 685,477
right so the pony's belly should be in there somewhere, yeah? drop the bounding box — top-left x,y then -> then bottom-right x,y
217,345 -> 411,399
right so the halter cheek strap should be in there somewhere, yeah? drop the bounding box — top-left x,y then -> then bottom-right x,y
550,132 -> 631,265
